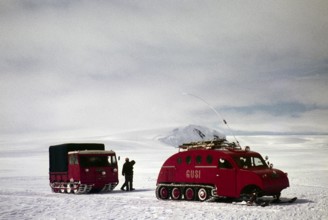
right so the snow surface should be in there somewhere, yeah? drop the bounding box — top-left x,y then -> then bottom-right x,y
0,129 -> 328,220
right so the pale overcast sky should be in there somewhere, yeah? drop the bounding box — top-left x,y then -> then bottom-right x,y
1,0 -> 328,141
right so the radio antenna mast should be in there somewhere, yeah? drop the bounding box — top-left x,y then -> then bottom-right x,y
183,93 -> 240,147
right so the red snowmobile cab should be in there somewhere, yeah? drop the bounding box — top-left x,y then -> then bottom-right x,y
49,143 -> 119,194
156,139 -> 289,202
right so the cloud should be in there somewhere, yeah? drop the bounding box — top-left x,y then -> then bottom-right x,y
220,102 -> 324,118
1,0 -> 328,139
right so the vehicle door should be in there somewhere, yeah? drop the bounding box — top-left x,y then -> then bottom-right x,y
68,154 -> 80,180
216,157 -> 237,197
106,154 -> 119,182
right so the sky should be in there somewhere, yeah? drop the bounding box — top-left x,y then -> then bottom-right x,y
1,0 -> 328,142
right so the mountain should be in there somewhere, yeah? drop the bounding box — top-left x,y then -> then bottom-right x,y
158,124 -> 225,147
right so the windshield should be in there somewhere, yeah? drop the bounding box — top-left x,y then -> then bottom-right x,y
80,155 -> 112,167
233,156 -> 268,169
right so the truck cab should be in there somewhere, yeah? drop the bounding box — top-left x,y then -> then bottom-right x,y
67,150 -> 118,192
49,143 -> 119,194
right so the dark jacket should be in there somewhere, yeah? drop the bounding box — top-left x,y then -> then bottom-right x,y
122,160 -> 135,176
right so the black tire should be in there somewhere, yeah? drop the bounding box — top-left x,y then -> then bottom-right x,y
240,186 -> 262,201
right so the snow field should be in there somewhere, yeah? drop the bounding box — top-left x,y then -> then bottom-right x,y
0,134 -> 327,219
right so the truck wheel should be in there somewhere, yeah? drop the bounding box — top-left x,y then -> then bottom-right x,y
67,184 -> 72,193
184,187 -> 195,201
60,184 -> 66,193
73,184 -> 79,194
159,186 -> 169,200
197,188 -> 208,201
51,183 -> 59,193
273,192 -> 281,200
240,186 -> 262,201
171,187 -> 181,200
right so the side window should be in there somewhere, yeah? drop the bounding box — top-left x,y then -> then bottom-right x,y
108,155 -> 117,166
218,158 -> 232,169
253,157 -> 264,166
196,155 -> 202,164
112,156 -> 117,165
186,156 -> 192,165
238,156 -> 250,168
69,155 -> 78,165
206,155 -> 213,164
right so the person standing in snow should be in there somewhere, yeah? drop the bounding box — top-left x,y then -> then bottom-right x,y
129,160 -> 136,191
120,158 -> 130,191
120,158 -> 136,191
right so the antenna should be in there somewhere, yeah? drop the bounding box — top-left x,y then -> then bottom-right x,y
183,93 -> 240,147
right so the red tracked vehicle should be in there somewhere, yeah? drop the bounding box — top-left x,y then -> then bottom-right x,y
156,139 -> 289,202
49,143 -> 119,194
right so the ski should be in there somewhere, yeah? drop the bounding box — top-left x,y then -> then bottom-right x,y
260,197 -> 297,207
232,197 -> 297,207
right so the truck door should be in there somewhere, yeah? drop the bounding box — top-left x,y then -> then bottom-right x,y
68,154 -> 80,180
216,157 -> 236,197
107,155 -> 118,182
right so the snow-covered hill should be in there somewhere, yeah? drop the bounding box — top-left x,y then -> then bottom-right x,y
158,124 -> 225,147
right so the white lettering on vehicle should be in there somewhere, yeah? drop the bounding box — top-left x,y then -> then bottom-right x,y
186,170 -> 201,179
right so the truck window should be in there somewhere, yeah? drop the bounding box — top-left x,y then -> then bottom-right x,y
253,157 -> 264,166
218,158 -> 232,169
186,156 -> 192,165
108,155 -> 117,166
69,154 -> 78,165
80,156 -> 110,167
233,156 -> 267,169
196,155 -> 202,164
206,155 -> 213,164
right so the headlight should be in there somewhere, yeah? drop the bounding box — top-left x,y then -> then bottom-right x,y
271,171 -> 279,178
85,168 -> 89,172
102,171 -> 106,176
